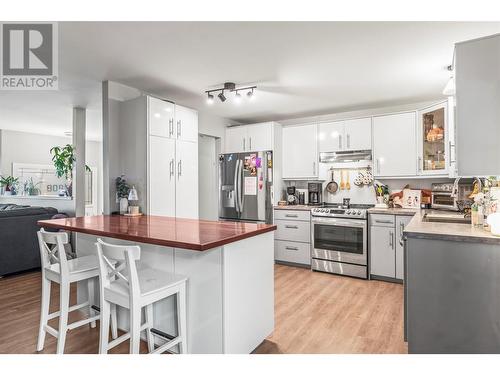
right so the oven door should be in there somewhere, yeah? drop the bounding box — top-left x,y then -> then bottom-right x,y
311,217 -> 367,265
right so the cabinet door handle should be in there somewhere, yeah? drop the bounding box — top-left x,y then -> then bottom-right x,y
169,159 -> 174,178
285,214 -> 298,218
178,160 -> 182,178
339,135 -> 343,149
312,161 -> 316,175
418,156 -> 422,172
376,158 -> 380,174
243,138 -> 246,151
285,225 -> 298,229
177,120 -> 181,138
399,222 -> 405,246
285,246 -> 299,251
168,118 -> 174,136
249,137 -> 252,150
389,231 -> 394,249
375,219 -> 393,224
347,134 -> 350,149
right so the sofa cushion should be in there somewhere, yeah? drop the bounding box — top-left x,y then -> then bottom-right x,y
0,204 -> 58,218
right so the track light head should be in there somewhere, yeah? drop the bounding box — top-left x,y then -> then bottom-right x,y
234,91 -> 242,104
247,88 -> 254,100
218,91 -> 226,102
206,93 -> 214,105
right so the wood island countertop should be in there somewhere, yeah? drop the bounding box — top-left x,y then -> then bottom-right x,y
38,215 -> 277,251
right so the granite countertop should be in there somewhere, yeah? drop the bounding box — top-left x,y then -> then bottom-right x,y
274,205 -> 316,211
404,210 -> 500,245
38,215 -> 277,251
368,207 -> 419,216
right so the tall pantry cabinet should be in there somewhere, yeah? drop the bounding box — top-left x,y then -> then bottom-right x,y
120,95 -> 199,219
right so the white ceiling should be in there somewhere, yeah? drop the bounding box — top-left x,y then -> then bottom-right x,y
1,21 -> 500,141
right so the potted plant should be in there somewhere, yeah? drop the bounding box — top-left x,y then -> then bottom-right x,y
26,177 -> 42,196
50,144 -> 91,197
0,176 -> 19,196
116,175 -> 130,214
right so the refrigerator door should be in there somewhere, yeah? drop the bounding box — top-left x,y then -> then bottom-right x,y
238,151 -> 272,222
218,153 -> 239,220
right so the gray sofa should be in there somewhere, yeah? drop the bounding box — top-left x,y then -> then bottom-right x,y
0,204 -> 58,276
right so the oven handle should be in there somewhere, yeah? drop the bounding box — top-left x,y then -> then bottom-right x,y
311,217 -> 366,228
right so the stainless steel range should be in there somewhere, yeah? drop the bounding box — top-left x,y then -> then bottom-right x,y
311,203 -> 373,279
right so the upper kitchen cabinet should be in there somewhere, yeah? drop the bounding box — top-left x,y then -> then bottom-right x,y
417,101 -> 449,176
149,96 -> 175,138
318,118 -> 372,152
344,118 -> 372,150
282,124 -> 318,179
175,104 -> 199,143
373,112 -> 417,177
456,34 -> 500,176
225,122 -> 277,153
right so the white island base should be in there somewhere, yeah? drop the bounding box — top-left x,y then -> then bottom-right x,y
75,231 -> 274,354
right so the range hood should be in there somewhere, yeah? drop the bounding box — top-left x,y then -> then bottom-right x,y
319,149 -> 372,163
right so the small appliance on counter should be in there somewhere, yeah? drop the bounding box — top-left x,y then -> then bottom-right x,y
308,182 -> 323,205
431,182 -> 472,211
296,188 -> 308,205
286,186 -> 298,205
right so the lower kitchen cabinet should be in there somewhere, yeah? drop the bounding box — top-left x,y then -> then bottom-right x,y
273,209 -> 311,267
369,213 -> 414,282
370,224 -> 396,279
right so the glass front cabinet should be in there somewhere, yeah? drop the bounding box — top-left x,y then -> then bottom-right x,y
417,101 -> 449,176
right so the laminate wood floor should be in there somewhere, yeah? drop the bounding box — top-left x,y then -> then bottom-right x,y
0,264 -> 407,354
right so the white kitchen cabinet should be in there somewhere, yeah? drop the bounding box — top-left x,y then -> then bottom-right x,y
373,112 -> 417,177
395,215 -> 412,280
175,104 -> 198,143
282,124 -> 318,179
149,135 -> 176,217
319,118 -> 371,152
344,117 -> 372,150
273,208 -> 311,267
175,140 -> 199,219
225,123 -> 274,153
246,123 -> 273,151
225,126 -> 248,153
370,222 -> 396,279
149,96 -> 175,138
456,34 -> 500,176
319,121 -> 344,152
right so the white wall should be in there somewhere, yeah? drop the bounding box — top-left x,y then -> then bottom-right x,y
0,129 -> 103,214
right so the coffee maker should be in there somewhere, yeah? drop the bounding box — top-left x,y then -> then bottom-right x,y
308,182 -> 322,205
286,186 -> 298,205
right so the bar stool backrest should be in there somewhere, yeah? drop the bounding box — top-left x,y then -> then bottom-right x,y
95,238 -> 141,304
37,228 -> 69,279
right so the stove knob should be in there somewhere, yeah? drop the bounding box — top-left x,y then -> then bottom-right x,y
346,210 -> 351,215
357,210 -> 362,215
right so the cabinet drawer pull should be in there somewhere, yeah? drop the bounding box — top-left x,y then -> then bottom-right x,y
285,225 -> 298,229
375,219 -> 392,224
285,246 -> 299,251
285,214 -> 298,218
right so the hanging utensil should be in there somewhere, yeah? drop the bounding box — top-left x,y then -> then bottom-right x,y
340,170 -> 345,190
326,169 -> 338,194
346,170 -> 351,190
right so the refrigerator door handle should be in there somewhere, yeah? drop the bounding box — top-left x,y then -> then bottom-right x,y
238,159 -> 244,213
234,160 -> 240,213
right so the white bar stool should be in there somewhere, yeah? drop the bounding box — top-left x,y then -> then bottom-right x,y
36,229 -> 118,354
96,238 -> 188,354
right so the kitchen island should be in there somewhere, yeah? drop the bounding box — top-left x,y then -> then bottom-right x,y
404,210 -> 500,353
38,215 -> 277,354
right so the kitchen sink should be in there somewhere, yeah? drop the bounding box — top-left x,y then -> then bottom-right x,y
422,212 -> 471,224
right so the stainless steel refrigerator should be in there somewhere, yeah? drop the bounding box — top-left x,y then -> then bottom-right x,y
219,151 -> 273,223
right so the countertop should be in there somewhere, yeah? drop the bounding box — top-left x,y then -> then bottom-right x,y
368,207 -> 419,216
404,210 -> 500,245
38,215 -> 277,251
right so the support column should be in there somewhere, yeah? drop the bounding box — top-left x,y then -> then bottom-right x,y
73,107 -> 86,217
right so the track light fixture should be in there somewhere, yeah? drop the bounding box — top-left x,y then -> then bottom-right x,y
205,82 -> 257,105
